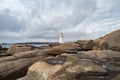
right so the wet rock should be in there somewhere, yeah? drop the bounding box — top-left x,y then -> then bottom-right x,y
45,56 -> 66,65
64,47 -> 82,54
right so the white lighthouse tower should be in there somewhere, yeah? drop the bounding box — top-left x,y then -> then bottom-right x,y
59,33 -> 64,43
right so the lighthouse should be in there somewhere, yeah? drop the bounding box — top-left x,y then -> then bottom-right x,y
59,33 -> 64,43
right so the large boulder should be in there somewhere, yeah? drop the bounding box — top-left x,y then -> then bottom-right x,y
76,40 -> 94,50
0,49 -> 47,80
78,50 -> 120,72
76,30 -> 120,52
0,56 -> 42,80
0,50 -> 43,62
99,30 -> 120,51
78,50 -> 120,60
7,44 -> 34,55
45,42 -> 79,55
93,38 -> 102,50
18,54 -> 108,80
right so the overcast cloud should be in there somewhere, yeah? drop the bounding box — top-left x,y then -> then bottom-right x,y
0,0 -> 120,43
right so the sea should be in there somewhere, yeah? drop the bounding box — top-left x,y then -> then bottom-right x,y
1,44 -> 49,48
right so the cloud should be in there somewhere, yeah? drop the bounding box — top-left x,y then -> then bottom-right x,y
0,10 -> 25,32
0,0 -> 120,43
22,0 -> 96,41
65,0 -> 120,40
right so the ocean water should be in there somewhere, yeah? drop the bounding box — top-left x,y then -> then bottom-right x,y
1,44 -> 49,48
1,44 -> 12,48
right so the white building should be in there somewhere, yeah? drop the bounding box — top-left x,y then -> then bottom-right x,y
59,33 -> 64,43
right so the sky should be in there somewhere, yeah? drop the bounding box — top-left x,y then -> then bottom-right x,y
0,0 -> 120,43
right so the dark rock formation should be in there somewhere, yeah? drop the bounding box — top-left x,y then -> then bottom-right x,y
45,56 -> 66,65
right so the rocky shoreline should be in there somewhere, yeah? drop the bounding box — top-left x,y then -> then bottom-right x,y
0,30 -> 120,80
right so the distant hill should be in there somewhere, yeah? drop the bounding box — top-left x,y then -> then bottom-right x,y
2,42 -> 59,45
